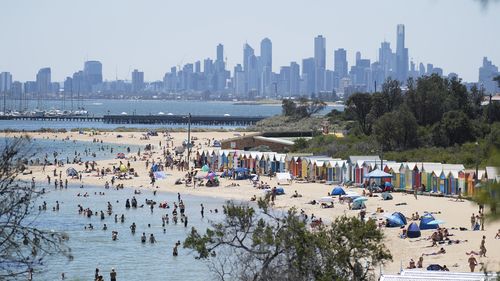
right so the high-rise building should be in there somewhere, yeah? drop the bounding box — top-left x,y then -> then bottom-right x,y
290,62 -> 300,97
84,61 -> 103,87
260,38 -> 272,95
395,24 -> 409,83
0,72 -> 12,93
314,35 -> 326,93
36,67 -> 51,95
131,69 -> 145,92
378,41 -> 393,80
243,43 -> 258,95
479,57 -> 499,93
334,48 -> 348,79
216,44 -> 225,72
302,57 -> 315,96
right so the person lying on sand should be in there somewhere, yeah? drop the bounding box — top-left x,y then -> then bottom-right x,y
422,247 -> 446,256
321,202 -> 334,209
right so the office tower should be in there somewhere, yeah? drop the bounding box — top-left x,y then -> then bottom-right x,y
314,35 -> 326,93
260,38 -> 272,95
233,64 -> 246,97
243,43 -> 258,95
290,62 -> 300,97
378,41 -> 393,80
0,72 -> 12,93
278,66 -> 291,96
131,69 -> 145,92
479,57 -> 499,93
334,48 -> 348,79
195,61 -> 201,74
11,81 -> 23,104
36,67 -> 51,95
395,24 -> 409,83
302,57 -> 315,96
426,63 -> 434,75
24,81 -> 37,95
216,44 -> 225,72
84,61 -> 103,87
419,63 -> 426,77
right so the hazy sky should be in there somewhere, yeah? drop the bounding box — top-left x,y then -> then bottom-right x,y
1,0 -> 499,82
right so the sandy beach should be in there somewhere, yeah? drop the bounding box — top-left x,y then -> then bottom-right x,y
4,130 -> 500,275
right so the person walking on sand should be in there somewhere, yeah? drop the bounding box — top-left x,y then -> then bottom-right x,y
470,213 -> 476,229
413,186 -> 418,200
480,236 -> 487,257
480,212 -> 485,231
468,255 -> 478,272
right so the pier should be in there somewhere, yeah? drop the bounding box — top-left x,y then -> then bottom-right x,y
0,115 -> 266,126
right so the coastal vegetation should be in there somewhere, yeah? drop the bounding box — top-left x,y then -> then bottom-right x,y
291,75 -> 500,169
184,199 -> 391,281
0,138 -> 72,279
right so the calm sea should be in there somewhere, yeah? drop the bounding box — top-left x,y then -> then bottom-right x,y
33,184 -> 227,281
0,99 -> 343,131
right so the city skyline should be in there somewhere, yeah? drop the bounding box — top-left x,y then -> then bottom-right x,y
0,0 -> 499,83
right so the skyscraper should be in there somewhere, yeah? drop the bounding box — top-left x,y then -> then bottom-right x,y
289,62 -> 300,97
36,67 -> 51,95
84,61 -> 103,87
260,38 -> 272,95
334,48 -> 348,79
216,44 -> 225,72
302,57 -> 315,96
243,43 -> 258,95
378,41 -> 393,79
314,35 -> 326,94
479,57 -> 500,93
395,24 -> 409,83
131,69 -> 145,92
0,72 -> 12,93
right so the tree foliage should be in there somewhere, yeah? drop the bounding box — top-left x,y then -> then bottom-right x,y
184,200 -> 391,281
0,137 -> 72,279
281,98 -> 327,120
346,93 -> 373,135
373,106 -> 418,151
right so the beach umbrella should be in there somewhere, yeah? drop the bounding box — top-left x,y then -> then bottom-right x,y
363,169 -> 392,179
427,219 -> 445,225
353,196 -> 368,202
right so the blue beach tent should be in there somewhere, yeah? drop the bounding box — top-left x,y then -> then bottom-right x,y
331,186 -> 346,196
407,222 -> 421,238
419,214 -> 439,230
392,212 -> 407,225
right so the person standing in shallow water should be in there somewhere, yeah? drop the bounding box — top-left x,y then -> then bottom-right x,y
110,268 -> 117,281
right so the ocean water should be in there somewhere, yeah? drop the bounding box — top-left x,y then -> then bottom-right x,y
32,184 -> 227,281
1,99 -> 344,131
6,99 -> 343,117
1,137 -> 140,163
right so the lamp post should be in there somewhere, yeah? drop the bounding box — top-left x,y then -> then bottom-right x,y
475,142 -> 479,185
186,113 -> 192,168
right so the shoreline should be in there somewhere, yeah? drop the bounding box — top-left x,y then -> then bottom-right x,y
10,130 -> 500,275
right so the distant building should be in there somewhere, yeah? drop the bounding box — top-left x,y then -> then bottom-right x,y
0,72 -> 12,93
395,24 -> 409,83
302,57 -> 315,96
289,62 -> 300,97
260,38 -> 272,95
131,69 -> 145,92
334,48 -> 348,79
314,35 -> 326,94
84,61 -> 103,88
36,67 -> 51,95
479,57 -> 499,93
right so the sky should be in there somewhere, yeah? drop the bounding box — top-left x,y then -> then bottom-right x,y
1,0 -> 499,83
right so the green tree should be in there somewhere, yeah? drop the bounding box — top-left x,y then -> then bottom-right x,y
432,110 -> 474,146
405,74 -> 448,126
281,99 -> 297,117
0,138 -> 72,279
184,200 -> 391,281
381,78 -> 403,112
346,93 -> 373,135
373,106 -> 418,151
